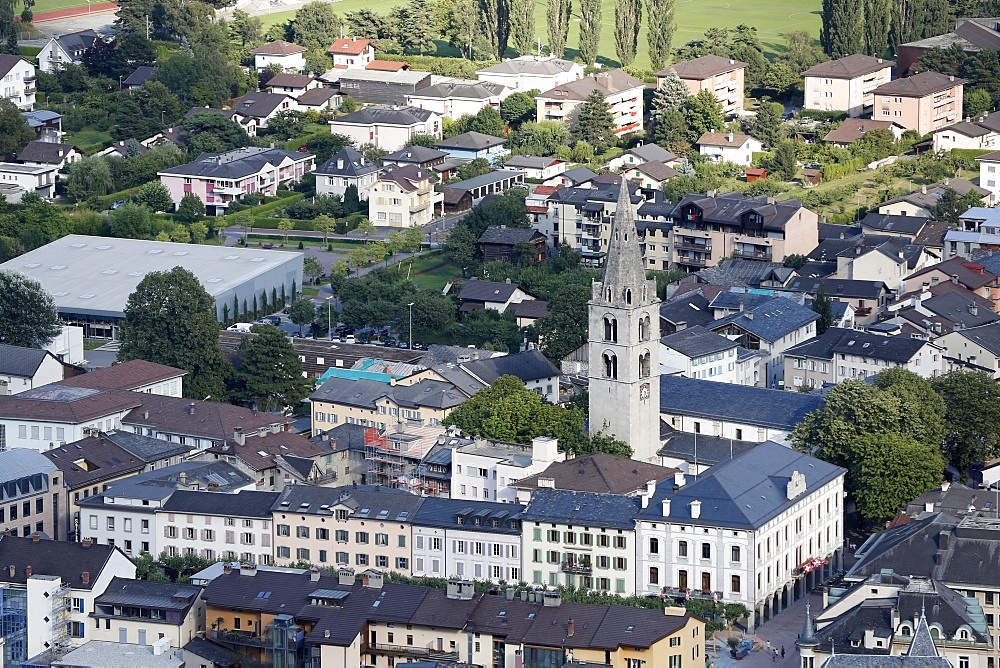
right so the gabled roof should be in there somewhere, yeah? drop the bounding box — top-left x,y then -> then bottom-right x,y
872,71 -> 967,97
252,40 -> 307,55
17,140 -> 78,164
660,324 -> 739,357
266,73 -> 314,88
514,452 -> 676,495
232,92 -> 292,119
408,81 -> 507,101
161,489 -> 279,517
384,145 -> 448,164
477,55 -> 579,76
122,65 -> 155,87
478,226 -> 544,245
824,119 -> 905,145
785,327 -> 935,364
537,69 -> 643,101
859,212 -> 927,235
159,147 -> 312,181
504,155 -> 561,170
659,375 -> 823,430
328,37 -> 375,55
0,535 -> 123,589
411,497 -> 523,533
697,131 -> 755,147
311,376 -> 467,411
632,160 -> 678,181
908,256 -> 999,290
122,393 -> 290,441
786,277 -> 888,300
57,359 -> 185,391
671,191 -> 807,232
0,344 -> 51,377
314,147 -> 380,178
295,87 -> 339,106
662,54 -> 747,79
101,429 -> 192,462
95,576 -> 200,612
460,349 -> 559,384
625,143 -> 676,163
802,54 -> 894,79
0,54 -> 28,78
457,278 -> 526,302
559,166 -> 598,185
183,637 -> 242,668
53,29 -> 100,57
710,296 -> 820,342
333,106 -> 435,127
434,131 -> 506,151
520,488 -> 639,529
946,320 -> 1000,355
42,434 -> 149,489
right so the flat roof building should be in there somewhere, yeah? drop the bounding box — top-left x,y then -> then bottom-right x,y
0,235 -> 303,337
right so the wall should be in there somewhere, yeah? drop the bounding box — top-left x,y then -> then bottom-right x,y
157,512 -> 273,564
254,53 -> 305,71
411,526 -> 522,582
0,410 -> 131,452
90,591 -> 204,648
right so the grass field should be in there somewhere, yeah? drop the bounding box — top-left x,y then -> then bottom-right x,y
397,251 -> 462,292
30,0 -> 103,16
260,0 -> 821,69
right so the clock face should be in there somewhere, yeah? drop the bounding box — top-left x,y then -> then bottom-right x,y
640,383 -> 650,400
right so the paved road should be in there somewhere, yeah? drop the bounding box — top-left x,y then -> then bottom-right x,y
707,593 -> 821,668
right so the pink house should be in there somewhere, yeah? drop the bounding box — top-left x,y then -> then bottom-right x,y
157,147 -> 314,216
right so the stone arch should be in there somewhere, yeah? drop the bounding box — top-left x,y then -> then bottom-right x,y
638,313 -> 651,341
639,350 -> 651,378
603,315 -> 618,342
602,351 -> 618,379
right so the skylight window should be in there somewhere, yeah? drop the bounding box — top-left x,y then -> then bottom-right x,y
23,263 -> 39,268
225,255 -> 239,260
250,257 -> 265,262
147,249 -> 163,254
102,269 -> 118,275
50,265 -> 66,270
70,243 -> 85,248
96,244 -> 111,250
79,294 -> 94,299
128,271 -> 143,277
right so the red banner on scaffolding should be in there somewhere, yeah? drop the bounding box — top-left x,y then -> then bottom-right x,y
364,427 -> 387,448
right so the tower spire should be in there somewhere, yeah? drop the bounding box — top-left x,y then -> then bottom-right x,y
596,180 -> 655,307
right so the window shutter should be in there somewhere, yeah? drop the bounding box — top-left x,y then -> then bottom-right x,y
262,534 -> 270,547
163,526 -> 170,537
416,536 -> 423,549
225,531 -> 235,544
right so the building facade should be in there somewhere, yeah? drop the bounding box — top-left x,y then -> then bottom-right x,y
872,72 -> 965,136
661,55 -> 747,115
802,55 -> 894,117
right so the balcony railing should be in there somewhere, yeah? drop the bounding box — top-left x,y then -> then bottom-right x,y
661,586 -> 724,601
675,240 -> 712,252
733,248 -> 772,260
560,560 -> 592,574
676,256 -> 708,267
211,629 -> 276,649
361,643 -> 459,661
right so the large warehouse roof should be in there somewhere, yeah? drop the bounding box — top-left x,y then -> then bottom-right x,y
0,235 -> 302,318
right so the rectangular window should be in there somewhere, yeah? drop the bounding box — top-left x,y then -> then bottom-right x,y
296,548 -> 310,561
375,533 -> 389,546
277,524 -> 290,537
356,531 -> 369,544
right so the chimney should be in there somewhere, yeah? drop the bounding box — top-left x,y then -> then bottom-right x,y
729,59 -> 735,64
178,471 -> 187,488
942,481 -> 951,492
690,499 -> 702,519
921,185 -> 927,194
674,471 -> 685,487
951,274 -> 959,285
82,537 -> 93,547
309,566 -> 321,582
187,402 -> 195,415
239,563 -> 257,576
925,501 -> 935,513
971,303 -> 979,316
661,498 -> 671,517
864,626 -> 875,649
950,75 -> 955,81
24,565 -> 31,577
223,564 -> 233,575
746,310 -> 754,320
31,534 -> 40,543
727,132 -> 734,143
234,428 -> 245,446
338,566 -> 355,586
567,619 -> 575,637
82,571 -> 90,585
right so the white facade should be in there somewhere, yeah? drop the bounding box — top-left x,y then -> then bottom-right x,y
253,52 -> 305,72
451,437 -> 564,504
411,526 -> 521,582
0,57 -> 36,110
660,411 -> 793,446
698,136 -> 763,166
0,162 -> 57,198
328,113 -> 442,152
476,56 -> 585,92
0,353 -> 66,395
522,518 -> 637,594
535,79 -> 645,136
979,155 -> 1000,201
660,342 -> 758,385
0,406 -> 134,452
406,87 -> 509,121
157,513 -> 272,564
43,326 -> 85,366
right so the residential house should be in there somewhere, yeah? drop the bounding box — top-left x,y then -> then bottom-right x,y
229,92 -> 298,132
0,162 -> 57,200
17,141 -> 81,171
933,111 -> 1000,152
434,131 -> 509,163
456,278 -> 537,313
442,170 -> 523,205
365,59 -> 410,72
429,349 -> 561,403
270,484 -> 424,571
696,131 -> 763,165
75,461 -> 256,556
0,449 -> 64,540
360,423 -> 445,489
327,37 -> 377,70
937,321 -> 1000,377
520,488 -> 639,593
293,87 -> 340,112
90,578 -> 204,647
544,165 -> 597,188
823,119 -> 906,148
251,40 -> 306,71
625,161 -> 678,190
313,146 -> 380,200
783,327 -> 945,389
606,142 -> 678,171
476,55 -> 585,92
859,212 -> 928,239
182,636 -> 243,668
56,359 -> 185,396
334,69 -> 432,106
871,71 -> 965,136
888,288 -> 1000,337
309,376 -> 466,432
477,226 -> 547,263
786,277 -> 890,320
0,54 -> 36,110
451,436 -> 564,504
328,107 -> 441,152
0,344 -> 77,394
660,325 -> 759,385
637,441 -> 846,631
22,109 -> 62,142
0,535 -> 136,662
264,73 -> 319,97
121,65 -> 155,90
37,30 -> 101,73
904,256 -> 1000,311
896,17 -> 1000,75
661,55 -> 747,115
877,179 -> 991,217
511,453 -> 676,504
502,155 -> 566,181
157,490 -> 278,564
669,192 -> 819,271
802,54 -> 894,117
197,426 -> 331,491
806,233 -> 918,290
42,430 -> 192,542
977,149 -> 1000,201
411,498 -> 523,582
945,206 -> 1000,258
368,165 -> 442,227
535,69 -> 645,136
381,145 -> 447,170
405,80 -> 509,119
658,291 -> 715,335
157,146 -> 315,215
306,423 -> 369,486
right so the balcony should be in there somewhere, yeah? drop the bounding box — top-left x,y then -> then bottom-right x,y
733,248 -> 772,260
561,560 -> 592,575
676,256 -> 708,267
24,86 -> 36,95
361,643 -> 459,661
675,240 -> 712,252
211,629 -> 272,648
661,586 -> 724,601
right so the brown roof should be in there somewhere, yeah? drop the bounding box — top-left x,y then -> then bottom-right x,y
697,131 -> 753,147
0,387 -> 142,423
365,60 -> 408,71
122,394 -> 291,442
915,219 -> 950,247
538,69 -> 643,101
633,160 -> 678,181
824,119 -> 903,145
204,430 -> 327,473
266,73 -> 314,88
513,452 -> 676,494
296,88 -> 339,106
908,256 -> 999,290
661,54 -> 747,80
251,40 -> 306,56
872,71 -> 967,97
802,54 -> 894,79
57,360 -> 186,392
328,37 -> 375,55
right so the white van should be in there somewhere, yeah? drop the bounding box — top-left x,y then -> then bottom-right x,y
227,323 -> 253,333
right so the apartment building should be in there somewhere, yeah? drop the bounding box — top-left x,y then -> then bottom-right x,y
536,69 -> 645,136
0,449 -> 63,540
90,578 -> 204,648
0,54 -> 36,110
802,54 -> 894,117
157,490 -> 278,564
661,55 -> 747,115
451,436 -> 564,504
309,375 -> 466,432
313,147 -> 379,200
367,165 -> 442,227
872,71 -> 965,136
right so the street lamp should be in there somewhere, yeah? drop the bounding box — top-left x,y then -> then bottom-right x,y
161,110 -> 166,127
407,302 -> 414,350
118,75 -> 123,91
325,296 -> 333,341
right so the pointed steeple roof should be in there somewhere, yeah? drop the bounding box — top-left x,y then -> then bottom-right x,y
797,601 -> 817,646
596,183 -> 657,307
907,605 -> 939,657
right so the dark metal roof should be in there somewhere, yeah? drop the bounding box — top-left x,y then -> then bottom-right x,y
161,489 -> 280,517
411,497 -> 523,533
0,344 -> 50,377
710,296 -> 820,342
660,325 -> 738,357
182,637 -> 243,667
95,576 -> 200,611
0,535 -> 121,589
659,375 -> 823,430
520,489 -> 639,530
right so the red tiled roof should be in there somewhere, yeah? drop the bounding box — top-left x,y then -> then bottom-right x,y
328,38 -> 375,55
365,60 -> 408,71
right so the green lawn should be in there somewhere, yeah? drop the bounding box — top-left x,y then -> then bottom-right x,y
66,128 -> 112,152
262,0 -> 821,68
31,0 -> 96,15
397,251 -> 463,292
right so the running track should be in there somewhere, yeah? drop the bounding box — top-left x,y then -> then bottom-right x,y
32,2 -> 118,23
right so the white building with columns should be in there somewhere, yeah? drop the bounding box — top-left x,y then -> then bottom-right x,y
635,441 -> 845,632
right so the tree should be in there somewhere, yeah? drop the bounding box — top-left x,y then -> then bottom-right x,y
501,91 -> 536,126
403,226 -> 424,252
769,141 -> 798,181
862,0 -> 891,57
965,89 -> 993,118
232,326 -> 312,412
135,182 -> 173,213
478,0 -> 511,60
932,188 -> 973,227
761,61 -> 800,98
534,283 -> 590,362
181,113 -> 251,154
546,0 -> 571,57
278,218 -> 294,245
821,0 -> 864,58
230,9 -> 263,46
292,2 -> 342,49
932,370 -> 1000,481
433,0 -> 480,59
750,101 -> 784,148
508,0 -> 535,55
577,0 -> 602,65
811,285 -> 834,334
288,298 -> 316,335
303,256 -> 323,284
644,0 -> 675,70
847,432 -> 944,520
109,203 -> 153,239
613,0 -> 641,67
176,194 -> 205,223
66,156 -> 113,202
509,121 -> 570,156
468,106 -> 506,137
0,270 -> 61,347
874,368 -> 945,452
396,0 -> 435,55
189,221 -> 209,244
457,157 -> 493,181
572,89 -> 615,152
682,90 -> 725,139
778,31 -> 827,74
0,99 -> 34,159
119,267 -> 230,401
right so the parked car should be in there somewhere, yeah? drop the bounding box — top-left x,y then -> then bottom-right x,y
383,337 -> 397,347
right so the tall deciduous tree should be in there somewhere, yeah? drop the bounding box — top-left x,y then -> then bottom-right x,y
233,326 -> 312,412
578,0 -> 601,65
0,270 -> 61,348
572,89 -> 615,151
288,297 -> 316,335
291,2 -> 342,49
932,370 -> 1000,481
509,0 -> 536,55
862,0 -> 891,56
119,267 -> 231,401
66,156 -> 114,202
546,0 -> 571,57
821,0 -> 864,58
847,432 -> 944,520
644,0 -> 675,71
0,99 -> 32,160
613,0 -> 641,66
682,89 -> 725,139
479,0 -> 511,60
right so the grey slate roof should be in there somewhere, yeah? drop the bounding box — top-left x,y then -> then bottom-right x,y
54,29 -> 100,58
334,106 -> 436,126
159,147 -> 311,180
657,425 -> 758,467
819,222 -> 862,240
457,279 -> 525,302
707,291 -> 775,312
786,277 -> 888,300
383,145 -> 447,164
922,291 -> 1000,328
784,327 -> 934,364
160,489 -> 280,517
183,637 -> 242,668
460,349 -> 559,384
314,147 -> 379,178
659,375 -> 823,430
636,440 -> 845,529
310,376 -> 467,411
660,325 -> 738,357
17,140 -> 77,164
625,143 -> 677,163
710,296 -> 819,342
860,212 -> 927,236
504,155 -> 561,169
520,488 -> 640,529
123,65 -> 156,87
0,54 -> 27,77
101,429 -> 193,462
671,192 -> 808,233
659,292 -> 714,329
947,321 -> 1000,355
558,166 -> 598,185
691,259 -> 791,289
435,131 -> 506,151
0,534 -> 121,589
95,576 -> 200,612
76,460 -> 254,504
411,497 -> 523,533
271,483 -> 425,519
0,344 -> 50,377
478,226 -> 543,245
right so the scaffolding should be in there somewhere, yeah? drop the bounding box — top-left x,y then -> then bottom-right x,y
49,583 -> 70,652
0,584 -> 27,667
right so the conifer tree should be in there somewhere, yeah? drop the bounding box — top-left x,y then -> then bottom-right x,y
509,0 -> 536,55
644,0 -> 675,71
572,89 -> 615,151
821,0 -> 864,58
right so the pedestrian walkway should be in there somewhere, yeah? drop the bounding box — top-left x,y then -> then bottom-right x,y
707,592 -> 821,668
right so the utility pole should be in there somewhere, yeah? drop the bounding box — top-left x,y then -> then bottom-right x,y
145,14 -> 150,40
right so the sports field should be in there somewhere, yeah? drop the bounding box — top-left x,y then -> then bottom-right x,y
259,0 -> 821,69
30,0 -> 108,17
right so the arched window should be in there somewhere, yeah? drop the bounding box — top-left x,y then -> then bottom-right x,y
604,316 -> 618,342
639,314 -> 651,341
602,352 -> 618,379
605,287 -> 613,302
639,351 -> 651,378
959,629 -> 969,640
899,625 -> 911,636
731,546 -> 741,562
